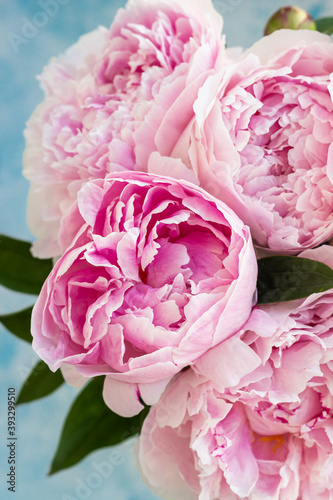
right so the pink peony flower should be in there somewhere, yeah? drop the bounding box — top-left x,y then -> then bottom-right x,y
23,0 -> 223,258
31,169 -> 257,417
137,246 -> 333,499
138,349 -> 332,499
136,30 -> 333,253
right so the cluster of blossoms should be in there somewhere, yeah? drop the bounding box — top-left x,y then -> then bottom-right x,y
24,0 -> 333,498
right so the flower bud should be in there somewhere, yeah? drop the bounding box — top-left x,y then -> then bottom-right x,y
264,6 -> 316,36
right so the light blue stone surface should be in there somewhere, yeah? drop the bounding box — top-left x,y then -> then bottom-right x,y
0,1 -> 331,498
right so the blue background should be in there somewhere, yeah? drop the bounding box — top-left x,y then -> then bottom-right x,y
0,1 -> 331,499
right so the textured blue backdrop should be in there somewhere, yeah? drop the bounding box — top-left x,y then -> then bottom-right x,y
0,1 -> 331,499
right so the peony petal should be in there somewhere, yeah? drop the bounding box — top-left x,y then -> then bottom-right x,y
103,377 -> 144,417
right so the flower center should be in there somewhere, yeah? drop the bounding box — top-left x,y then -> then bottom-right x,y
256,434 -> 284,453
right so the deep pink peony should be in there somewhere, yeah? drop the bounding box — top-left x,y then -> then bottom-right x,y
137,246 -> 333,499
31,169 -> 257,417
23,0 -> 223,258
135,30 -> 333,253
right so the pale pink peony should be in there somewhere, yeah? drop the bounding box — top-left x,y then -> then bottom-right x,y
31,169 -> 257,417
137,246 -> 333,499
138,369 -> 333,499
23,0 -> 223,258
135,30 -> 333,253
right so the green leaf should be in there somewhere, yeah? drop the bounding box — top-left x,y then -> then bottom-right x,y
0,306 -> 33,343
0,234 -> 52,294
17,361 -> 64,405
257,255 -> 333,304
315,17 -> 333,34
49,377 -> 149,474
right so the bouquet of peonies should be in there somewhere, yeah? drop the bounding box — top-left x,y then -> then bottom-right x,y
2,1 -> 333,498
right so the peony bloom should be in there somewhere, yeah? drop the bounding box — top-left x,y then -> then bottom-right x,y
136,30 -> 333,253
137,246 -> 333,499
23,0 -> 223,258
138,368 -> 333,500
31,169 -> 257,417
